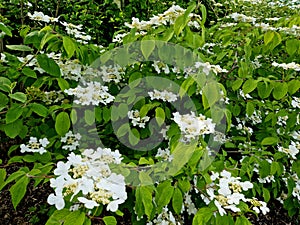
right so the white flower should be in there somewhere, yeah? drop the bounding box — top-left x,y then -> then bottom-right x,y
291,97 -> 300,108
47,192 -> 65,210
61,131 -> 81,151
20,137 -> 49,154
78,197 -> 99,209
148,89 -> 178,102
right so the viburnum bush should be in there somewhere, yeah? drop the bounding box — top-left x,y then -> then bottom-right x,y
0,0 -> 299,224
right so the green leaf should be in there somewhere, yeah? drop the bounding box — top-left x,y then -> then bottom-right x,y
200,4 -> 207,26
37,54 -> 61,77
246,102 -> 255,116
174,14 -> 185,36
0,77 -> 12,92
261,137 -> 279,145
288,80 -> 300,95
272,82 -> 288,100
140,185 -> 154,219
155,107 -> 165,126
55,112 -> 70,136
9,176 -> 29,209
141,39 -> 155,60
84,109 -> 95,126
9,92 -> 27,103
232,79 -> 243,91
56,78 -> 70,91
103,216 -> 117,225
242,79 -> 257,94
117,123 -> 130,138
129,128 -> 140,146
6,104 -> 23,123
139,171 -> 153,186
64,211 -> 86,225
22,67 -> 37,78
0,92 -> 9,108
0,22 -> 12,37
286,39 -> 299,56
172,188 -> 183,215
264,31 -> 274,45
45,209 -> 72,225
262,187 -> 270,202
63,36 -> 76,58
0,168 -> 7,191
235,216 -> 251,225
155,180 -> 174,211
257,82 -> 273,99
192,207 -> 213,225
4,119 -> 23,138
259,160 -> 271,178
6,45 -> 33,51
30,103 -> 48,117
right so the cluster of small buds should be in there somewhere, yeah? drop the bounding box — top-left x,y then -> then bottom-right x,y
28,11 -> 59,23
155,148 -> 173,162
20,137 -> 49,154
272,62 -> 300,71
64,82 -> 114,106
100,64 -> 125,83
148,89 -> 178,103
48,147 -> 126,212
278,141 -> 299,160
61,131 -> 82,151
128,110 -> 150,128
42,90 -> 65,105
173,111 -> 216,142
146,206 -> 181,225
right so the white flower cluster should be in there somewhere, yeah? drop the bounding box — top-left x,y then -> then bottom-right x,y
60,21 -> 91,44
148,89 -> 178,103
58,59 -> 82,81
48,147 -> 127,212
173,112 -> 215,142
228,12 -> 257,24
182,192 -> 197,215
201,170 -> 269,216
272,62 -> 300,71
20,137 -> 49,154
291,97 -> 300,108
128,110 -> 150,128
100,65 -> 125,83
146,206 -> 180,225
234,118 -> 254,135
64,82 -> 114,106
17,54 -> 45,74
61,131 -> 82,151
28,11 -> 59,23
155,147 -> 173,162
246,110 -> 262,125
278,141 -> 299,160
125,5 -> 200,31
183,61 -> 228,78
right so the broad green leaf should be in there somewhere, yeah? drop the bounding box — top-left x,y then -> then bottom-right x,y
129,128 -> 140,146
103,216 -> 117,225
172,188 -> 183,215
0,92 -> 9,108
155,107 -> 165,126
272,82 -> 288,100
6,104 -> 23,123
117,123 -> 130,137
140,185 -> 154,219
4,119 -> 23,138
139,171 -> 153,186
192,207 -> 213,225
45,209 -> 72,225
0,22 -> 12,37
6,45 -> 33,51
242,79 -> 257,94
288,80 -> 300,95
37,54 -> 61,77
64,211 -> 86,225
257,82 -> 273,99
232,79 -> 243,91
56,78 -> 70,91
63,36 -> 76,58
264,31 -> 274,45
22,67 -> 37,78
55,111 -> 70,136
141,39 -> 155,60
9,92 -> 27,103
262,187 -> 270,202
235,216 -> 251,225
261,137 -> 279,145
178,179 -> 191,193
246,102 -> 255,116
259,160 -> 271,178
30,103 -> 48,117
155,180 -> 174,211
9,176 -> 30,209
286,39 -> 299,56
0,77 -> 12,92
200,4 -> 207,25
174,14 -> 185,36
84,109 -> 95,126
0,169 -> 7,191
